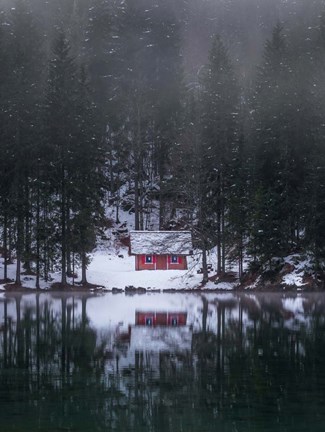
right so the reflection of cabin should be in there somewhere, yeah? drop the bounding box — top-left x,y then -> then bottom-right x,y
115,311 -> 189,351
135,311 -> 187,326
129,230 -> 193,271
131,311 -> 191,352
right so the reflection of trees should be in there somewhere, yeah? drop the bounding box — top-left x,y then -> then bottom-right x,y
1,293 -> 325,431
190,294 -> 325,431
183,294 -> 325,431
0,293 -> 110,431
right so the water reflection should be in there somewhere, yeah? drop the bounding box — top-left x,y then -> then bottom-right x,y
1,292 -> 325,431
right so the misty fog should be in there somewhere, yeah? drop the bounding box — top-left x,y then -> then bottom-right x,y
1,0 -> 324,83
2,0 -> 325,285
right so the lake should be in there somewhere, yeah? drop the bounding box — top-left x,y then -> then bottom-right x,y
0,291 -> 325,432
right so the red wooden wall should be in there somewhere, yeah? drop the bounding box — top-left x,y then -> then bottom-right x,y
135,254 -> 188,271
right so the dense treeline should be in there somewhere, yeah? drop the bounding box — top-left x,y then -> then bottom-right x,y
1,0 -> 325,286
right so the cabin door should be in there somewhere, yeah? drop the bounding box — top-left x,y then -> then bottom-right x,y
156,255 -> 167,270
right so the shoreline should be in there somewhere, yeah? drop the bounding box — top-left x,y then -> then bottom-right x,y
1,282 -> 324,294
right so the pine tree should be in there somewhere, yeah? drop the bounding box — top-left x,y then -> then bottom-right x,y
84,0 -> 116,127
147,2 -> 184,229
1,2 -> 45,284
250,23 -> 317,267
68,67 -> 105,286
46,32 -> 78,286
249,24 -> 291,266
171,93 -> 212,283
0,13 -> 12,281
303,12 -> 325,269
227,131 -> 250,278
200,34 -> 239,274
111,0 -> 155,230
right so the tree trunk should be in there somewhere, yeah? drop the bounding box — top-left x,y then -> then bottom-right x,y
66,199 -> 73,277
3,211 -> 8,280
8,225 -> 12,263
15,212 -> 23,286
81,250 -> 88,286
139,178 -> 144,230
35,174 -> 40,290
61,164 -> 67,286
15,251 -> 21,286
115,169 -> 121,224
221,171 -> 226,273
24,181 -> 32,274
217,207 -> 222,274
134,169 -> 140,230
158,144 -> 166,230
43,203 -> 49,282
238,233 -> 243,279
221,204 -> 226,273
201,244 -> 209,284
134,103 -> 144,231
159,185 -> 165,230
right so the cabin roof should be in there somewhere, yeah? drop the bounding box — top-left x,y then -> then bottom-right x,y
129,230 -> 193,255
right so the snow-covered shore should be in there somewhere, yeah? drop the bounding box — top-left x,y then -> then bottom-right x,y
0,246 -> 317,292
0,247 -> 227,291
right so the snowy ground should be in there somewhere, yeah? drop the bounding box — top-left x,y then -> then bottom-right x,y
0,246 -> 231,291
87,249 -> 202,290
0,205 -> 314,292
0,204 -> 237,291
0,248 -> 314,292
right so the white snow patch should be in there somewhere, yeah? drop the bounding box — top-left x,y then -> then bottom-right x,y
86,249 -> 204,290
282,254 -> 311,287
283,272 -> 304,286
204,281 -> 235,290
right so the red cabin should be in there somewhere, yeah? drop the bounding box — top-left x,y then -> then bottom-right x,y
129,230 -> 193,271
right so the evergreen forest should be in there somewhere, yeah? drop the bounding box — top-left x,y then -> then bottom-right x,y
1,0 -> 325,287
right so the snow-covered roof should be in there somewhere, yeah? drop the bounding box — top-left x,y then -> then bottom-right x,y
129,230 -> 193,255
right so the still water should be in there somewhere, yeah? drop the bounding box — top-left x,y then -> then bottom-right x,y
0,291 -> 325,432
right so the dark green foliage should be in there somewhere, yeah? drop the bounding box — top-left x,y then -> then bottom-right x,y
0,3 -> 45,284
199,35 -> 239,273
45,33 -> 105,285
248,24 -> 315,267
3,2 -> 325,286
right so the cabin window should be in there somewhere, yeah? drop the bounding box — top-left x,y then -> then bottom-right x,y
170,316 -> 178,326
145,255 -> 153,264
145,316 -> 153,326
171,255 -> 179,264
